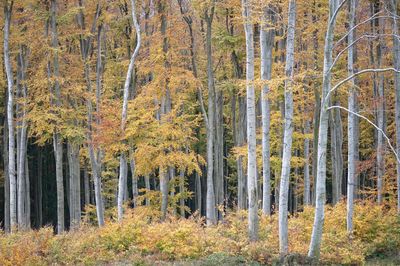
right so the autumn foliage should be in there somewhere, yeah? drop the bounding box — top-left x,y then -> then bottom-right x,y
0,202 -> 399,265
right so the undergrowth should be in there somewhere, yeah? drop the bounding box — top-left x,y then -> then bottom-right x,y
0,201 -> 399,265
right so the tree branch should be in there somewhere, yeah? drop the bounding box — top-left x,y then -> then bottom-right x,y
325,68 -> 400,102
334,13 -> 399,48
328,105 -> 400,164
329,0 -> 348,27
330,33 -> 400,73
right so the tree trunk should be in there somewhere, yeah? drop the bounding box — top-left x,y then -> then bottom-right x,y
330,100 -> 343,205
50,0 -> 64,234
145,175 -> 150,206
67,142 -> 80,229
308,0 -> 340,259
179,169 -> 185,217
195,171 -> 202,213
242,0 -> 258,241
118,155 -> 128,221
214,89 -> 224,219
260,6 -> 275,216
205,3 -> 217,226
35,146 -> 43,228
279,0 -> 296,254
25,153 -> 30,229
3,108 -> 10,232
387,0 -> 400,213
4,1 -> 17,232
231,50 -> 247,210
160,169 -> 169,220
304,120 -> 311,205
118,0 -> 141,221
83,164 -> 89,207
177,1 -> 208,217
130,156 -> 138,207
16,46 -> 29,230
347,0 -> 356,232
311,0 -> 320,206
376,10 -> 385,204
77,1 -> 105,226
158,0 -> 171,221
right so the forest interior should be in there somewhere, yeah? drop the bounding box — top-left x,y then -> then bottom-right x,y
2,0 -> 400,265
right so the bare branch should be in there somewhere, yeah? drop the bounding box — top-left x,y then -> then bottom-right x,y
198,88 -> 209,126
328,105 -> 400,164
326,68 -> 400,102
334,13 -> 399,48
329,0 -> 348,27
330,33 -> 400,73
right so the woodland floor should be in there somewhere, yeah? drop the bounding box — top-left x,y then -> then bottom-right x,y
1,202 -> 400,265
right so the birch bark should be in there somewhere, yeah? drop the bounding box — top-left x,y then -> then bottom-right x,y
260,5 -> 275,216
347,0 -> 356,232
117,0 -> 141,221
308,0 -> 341,259
278,0 -> 296,254
242,0 -> 258,241
205,2 -> 217,226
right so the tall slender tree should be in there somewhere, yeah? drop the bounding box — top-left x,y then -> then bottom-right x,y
50,0 -> 65,234
205,0 -> 217,226
242,0 -> 258,241
278,0 -> 296,254
308,0 -> 342,259
347,0 -> 356,232
387,0 -> 400,214
260,3 -> 275,216
117,0 -> 141,221
4,0 -> 16,232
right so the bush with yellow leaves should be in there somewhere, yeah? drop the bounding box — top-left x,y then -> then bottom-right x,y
0,201 -> 399,265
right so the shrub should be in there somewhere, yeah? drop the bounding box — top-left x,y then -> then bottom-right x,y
1,201 -> 399,265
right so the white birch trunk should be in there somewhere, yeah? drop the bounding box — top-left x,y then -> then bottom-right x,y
17,48 -> 29,230
67,142 -> 80,229
308,0 -> 341,259
278,0 -> 296,254
242,0 -> 258,241
376,38 -> 385,204
205,4 -> 217,226
304,120 -> 311,205
50,0 -> 64,234
260,6 -> 274,216
347,0 -> 356,232
83,164 -> 90,207
117,0 -> 141,221
3,114 -> 10,232
145,175 -> 150,206
4,1 -> 16,232
387,0 -> 400,213
130,156 -> 138,207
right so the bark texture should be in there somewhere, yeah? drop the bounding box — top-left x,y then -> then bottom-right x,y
242,0 -> 258,241
279,0 -> 296,254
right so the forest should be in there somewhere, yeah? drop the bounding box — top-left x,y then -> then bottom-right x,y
1,0 -> 400,265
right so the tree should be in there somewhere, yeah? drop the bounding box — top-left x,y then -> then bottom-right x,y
278,0 -> 296,254
260,2 -> 275,216
241,0 -> 258,241
117,0 -> 141,222
50,0 -> 65,234
3,0 -> 16,232
205,0 -> 217,226
387,0 -> 400,214
346,0 -> 356,232
308,0 -> 343,259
